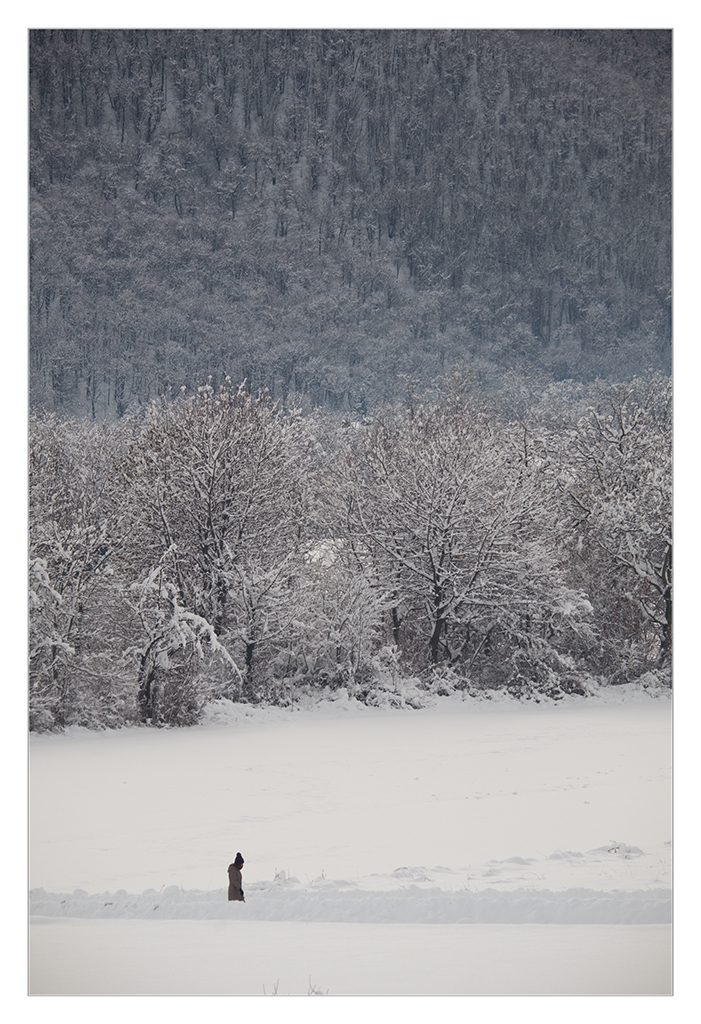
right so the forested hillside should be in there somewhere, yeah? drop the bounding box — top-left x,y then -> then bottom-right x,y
29,29 -> 671,417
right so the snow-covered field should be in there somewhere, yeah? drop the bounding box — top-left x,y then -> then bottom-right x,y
30,920 -> 670,996
29,691 -> 672,995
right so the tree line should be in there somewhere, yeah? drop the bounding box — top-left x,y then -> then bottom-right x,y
29,373 -> 671,730
30,29 -> 671,418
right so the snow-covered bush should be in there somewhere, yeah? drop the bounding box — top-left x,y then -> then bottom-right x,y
424,663 -> 467,697
282,545 -> 387,696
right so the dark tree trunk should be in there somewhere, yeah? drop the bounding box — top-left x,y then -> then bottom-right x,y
137,655 -> 157,723
660,542 -> 672,663
429,616 -> 445,664
391,606 -> 401,647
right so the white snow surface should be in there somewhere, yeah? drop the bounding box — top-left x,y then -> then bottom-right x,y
30,691 -> 671,897
29,691 -> 671,993
30,920 -> 671,995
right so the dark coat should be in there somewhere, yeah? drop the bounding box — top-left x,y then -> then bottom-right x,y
228,863 -> 245,902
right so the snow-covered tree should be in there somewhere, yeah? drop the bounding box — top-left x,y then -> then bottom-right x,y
27,370 -> 671,730
289,539 -> 388,693
29,415 -> 132,728
560,373 -> 671,676
119,381 -> 317,702
338,403 -> 594,692
126,555 -> 240,725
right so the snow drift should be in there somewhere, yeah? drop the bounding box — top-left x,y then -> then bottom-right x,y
30,882 -> 670,925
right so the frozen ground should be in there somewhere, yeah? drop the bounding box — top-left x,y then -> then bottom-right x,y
29,690 -> 671,994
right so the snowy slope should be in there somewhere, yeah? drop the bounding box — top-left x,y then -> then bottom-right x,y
30,693 -> 672,895
29,693 -> 672,994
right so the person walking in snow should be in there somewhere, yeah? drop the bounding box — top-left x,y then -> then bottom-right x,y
228,852 -> 245,902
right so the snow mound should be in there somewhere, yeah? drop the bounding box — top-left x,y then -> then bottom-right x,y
30,884 -> 670,925
391,866 -> 433,881
198,682 -> 670,727
591,842 -> 644,859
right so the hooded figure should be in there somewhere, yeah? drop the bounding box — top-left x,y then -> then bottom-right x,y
228,852 -> 245,902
